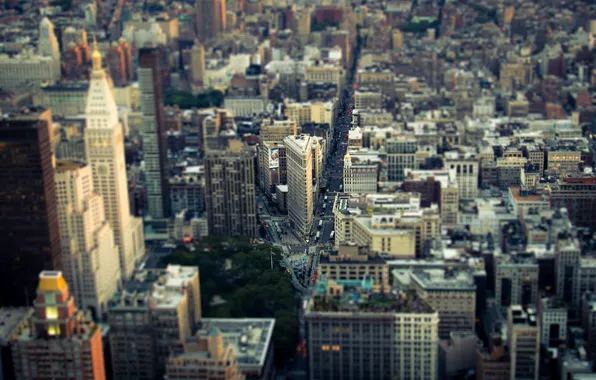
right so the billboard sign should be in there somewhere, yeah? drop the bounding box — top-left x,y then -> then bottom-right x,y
269,148 -> 280,169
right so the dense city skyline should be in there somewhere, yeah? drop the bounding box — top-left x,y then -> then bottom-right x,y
1,0 -> 596,379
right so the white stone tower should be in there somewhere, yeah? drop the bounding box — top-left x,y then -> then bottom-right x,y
54,160 -> 121,317
84,40 -> 145,279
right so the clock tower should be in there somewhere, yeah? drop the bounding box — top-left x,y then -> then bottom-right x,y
84,40 -> 145,279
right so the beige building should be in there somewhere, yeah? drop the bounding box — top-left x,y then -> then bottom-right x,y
108,265 -> 201,379
285,134 -> 314,236
352,215 -> 417,258
343,153 -> 377,193
396,269 -> 476,339
0,50 -> 60,90
354,91 -> 383,109
189,40 -> 206,91
318,244 -> 389,287
84,43 -> 145,279
444,152 -> 479,200
166,327 -> 245,380
284,100 -> 337,127
306,280 -> 439,380
547,149 -> 581,173
260,119 -> 297,141
54,160 -> 121,318
304,64 -> 343,91
204,140 -> 257,237
508,305 -> 540,380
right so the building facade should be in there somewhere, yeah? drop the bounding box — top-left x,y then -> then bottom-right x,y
54,160 -> 121,318
10,271 -> 106,380
139,48 -> 170,219
285,135 -> 314,236
305,280 -> 439,380
84,42 -> 145,279
204,140 -> 257,237
0,109 -> 62,306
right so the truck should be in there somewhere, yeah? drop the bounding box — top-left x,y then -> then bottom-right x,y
316,231 -> 321,240
318,220 -> 323,228
330,231 -> 335,240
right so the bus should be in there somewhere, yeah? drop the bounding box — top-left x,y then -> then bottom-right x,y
330,231 -> 335,240
318,220 -> 323,228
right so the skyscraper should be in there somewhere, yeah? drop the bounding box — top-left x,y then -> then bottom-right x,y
196,0 -> 226,41
204,139 -> 257,237
84,41 -> 145,279
54,160 -> 121,318
38,17 -> 61,77
10,271 -> 106,380
0,109 -> 62,306
139,48 -> 169,218
285,134 -> 314,236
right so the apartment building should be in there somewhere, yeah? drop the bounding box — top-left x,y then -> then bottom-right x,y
305,279 -> 439,380
108,265 -> 201,379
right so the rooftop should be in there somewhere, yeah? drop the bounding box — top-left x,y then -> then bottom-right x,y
55,159 -> 86,173
307,278 -> 433,314
109,265 -> 198,311
200,318 -> 275,371
408,269 -> 476,291
0,307 -> 33,345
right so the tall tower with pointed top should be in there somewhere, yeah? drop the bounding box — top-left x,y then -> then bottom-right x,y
84,41 -> 145,279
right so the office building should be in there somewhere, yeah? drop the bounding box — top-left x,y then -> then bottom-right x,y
444,152 -> 479,200
548,174 -> 596,229
555,233 -> 580,306
38,17 -> 61,74
438,331 -> 482,380
343,153 -> 378,193
581,292 -> 596,361
0,308 -> 33,380
476,334 -> 510,380
139,48 -> 169,218
318,244 -> 390,287
189,40 -> 206,91
538,297 -> 567,348
0,109 -> 62,306
386,137 -> 418,182
54,160 -> 121,318
84,42 -> 145,279
10,271 -> 106,380
257,119 -> 296,198
196,0 -> 226,41
508,305 -> 540,380
107,39 -> 134,87
165,327 -> 245,380
0,50 -> 61,90
495,254 -> 539,306
204,139 -> 257,237
108,265 -> 201,379
285,134 -> 314,236
397,269 -> 476,339
305,279 -> 439,380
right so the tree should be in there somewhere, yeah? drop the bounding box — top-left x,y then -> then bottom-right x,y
160,238 -> 298,367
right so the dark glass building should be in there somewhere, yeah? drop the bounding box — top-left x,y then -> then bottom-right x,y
0,108 -> 62,306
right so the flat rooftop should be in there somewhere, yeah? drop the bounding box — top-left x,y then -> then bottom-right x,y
200,318 -> 275,372
308,279 -> 433,314
0,307 -> 32,345
109,265 -> 198,311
